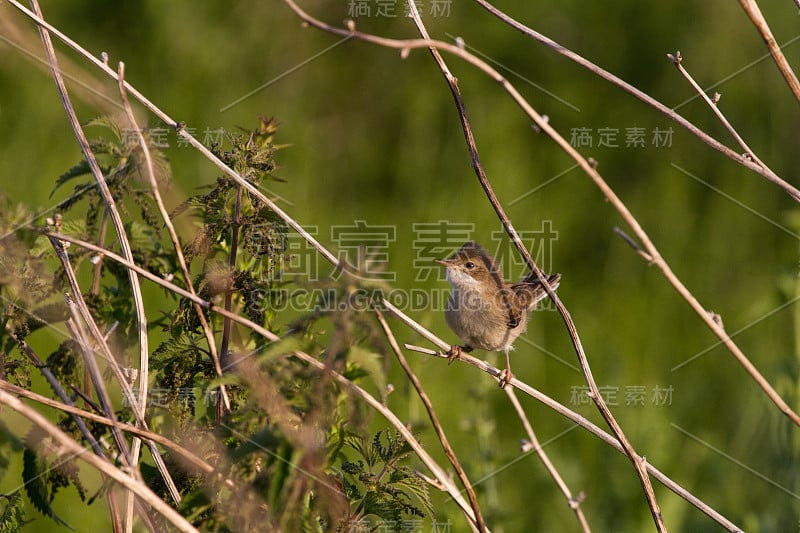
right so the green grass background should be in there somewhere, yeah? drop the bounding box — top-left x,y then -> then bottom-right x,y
2,0 -> 800,530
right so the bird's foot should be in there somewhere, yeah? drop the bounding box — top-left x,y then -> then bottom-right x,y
447,344 -> 472,365
498,367 -> 513,389
447,344 -> 461,365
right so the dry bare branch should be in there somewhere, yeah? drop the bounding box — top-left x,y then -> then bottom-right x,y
0,389 -> 198,533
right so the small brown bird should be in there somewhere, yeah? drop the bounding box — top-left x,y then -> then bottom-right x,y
436,241 -> 560,388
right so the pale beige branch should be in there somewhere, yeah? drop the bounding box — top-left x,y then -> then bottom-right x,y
43,232 -> 482,530
473,0 -> 800,201
0,380 -> 237,490
115,61 -> 230,412
504,387 -> 590,532
374,306 -> 488,532
400,344 -> 741,532
48,231 -> 743,531
668,51 -> 771,172
0,389 -> 198,533
737,0 -> 800,105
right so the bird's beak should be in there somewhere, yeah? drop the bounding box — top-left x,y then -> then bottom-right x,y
435,259 -> 450,267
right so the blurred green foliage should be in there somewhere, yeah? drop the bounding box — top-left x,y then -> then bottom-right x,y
1,0 -> 800,531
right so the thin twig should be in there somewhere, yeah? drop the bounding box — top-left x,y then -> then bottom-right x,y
49,231 -> 742,531
613,227 -> 653,262
667,51 -> 770,171
737,0 -> 800,105
89,210 -> 109,296
115,61 -> 230,412
0,389 -> 199,533
504,387 -> 591,532
399,344 -> 741,532
374,305 -> 488,533
43,231 -> 481,530
112,62 -> 160,532
48,236 -> 183,506
401,2 -> 663,528
472,0 -> 800,202
27,2 -> 152,528
0,380 -> 237,490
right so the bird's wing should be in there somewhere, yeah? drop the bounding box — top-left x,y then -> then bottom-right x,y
510,273 -> 561,309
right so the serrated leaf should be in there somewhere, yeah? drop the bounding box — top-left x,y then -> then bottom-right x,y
0,491 -> 25,533
391,472 -> 433,518
50,160 -> 92,198
84,115 -> 123,142
22,449 -> 72,529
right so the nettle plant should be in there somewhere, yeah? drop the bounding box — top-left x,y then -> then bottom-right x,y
0,116 -> 431,532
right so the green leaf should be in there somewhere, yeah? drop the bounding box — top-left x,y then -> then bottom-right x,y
84,115 -> 124,142
49,160 -> 92,198
0,492 -> 26,533
256,336 -> 302,364
21,448 -> 72,529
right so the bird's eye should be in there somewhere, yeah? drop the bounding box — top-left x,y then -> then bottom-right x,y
465,261 -> 475,269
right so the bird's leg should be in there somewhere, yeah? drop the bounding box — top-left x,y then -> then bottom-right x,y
447,344 -> 473,365
498,348 -> 513,388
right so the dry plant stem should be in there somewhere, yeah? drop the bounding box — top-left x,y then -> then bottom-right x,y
472,0 -> 800,202
0,389 -> 199,533
669,53 -> 769,170
27,2 -> 151,529
401,2 -> 664,529
50,231 -> 742,531
115,62 -> 230,412
9,3 -> 800,426
737,0 -> 800,105
613,227 -> 654,262
275,0 -> 800,430
217,185 -> 245,420
6,2 -> 756,522
401,344 -> 742,532
113,62 -> 155,532
373,306 -> 488,533
468,9 -> 800,427
6,327 -> 105,457
90,210 -> 109,296
46,233 -> 482,531
49,236 -> 183,506
0,381 -> 237,489
504,387 -> 591,532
